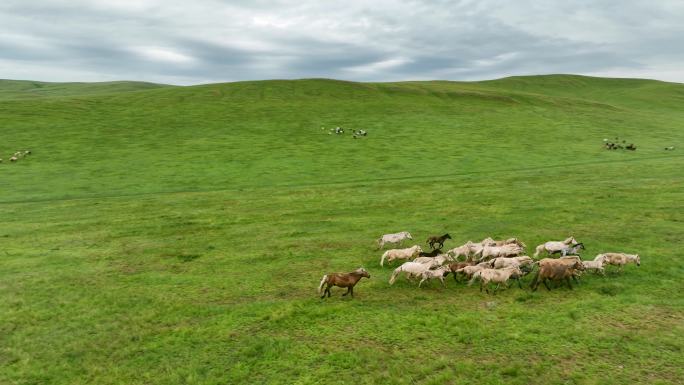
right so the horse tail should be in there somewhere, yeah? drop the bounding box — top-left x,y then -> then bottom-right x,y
318,275 -> 328,294
389,266 -> 401,285
533,244 -> 544,258
380,251 -> 389,267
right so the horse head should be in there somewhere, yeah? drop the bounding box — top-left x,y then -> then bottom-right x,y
356,268 -> 371,278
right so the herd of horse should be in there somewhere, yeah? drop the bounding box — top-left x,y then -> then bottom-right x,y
318,231 -> 641,298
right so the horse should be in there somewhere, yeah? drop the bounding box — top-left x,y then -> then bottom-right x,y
533,237 -> 579,257
550,242 -> 585,257
600,253 -> 640,273
530,259 -> 584,291
426,233 -> 451,250
377,231 -> 413,249
318,268 -> 370,298
468,266 -> 524,294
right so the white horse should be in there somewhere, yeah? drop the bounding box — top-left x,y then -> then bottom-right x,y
388,262 -> 430,285
477,244 -> 524,261
377,231 -> 413,249
413,254 -> 454,268
380,245 -> 422,266
533,237 -> 579,257
418,266 -> 451,288
599,253 -> 640,272
581,254 -> 607,275
447,241 -> 481,260
468,266 -> 524,293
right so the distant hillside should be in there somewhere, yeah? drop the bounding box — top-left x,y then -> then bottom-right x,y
1,74 -> 682,203
0,79 -> 172,100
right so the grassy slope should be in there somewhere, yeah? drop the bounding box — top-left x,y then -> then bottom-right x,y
1,75 -> 683,384
0,79 -> 170,101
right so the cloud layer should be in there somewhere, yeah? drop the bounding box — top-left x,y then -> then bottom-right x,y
1,0 -> 683,84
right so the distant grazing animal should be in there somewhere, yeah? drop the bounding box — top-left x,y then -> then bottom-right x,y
318,268 -> 370,299
664,146 -> 675,151
625,144 -> 636,151
599,253 -> 640,272
530,259 -> 584,291
469,266 -> 524,294
389,262 -> 431,285
477,244 -> 524,261
533,237 -> 579,257
418,265 -> 451,288
380,245 -> 423,267
10,156 -> 18,162
377,231 -> 413,249
426,233 -> 451,250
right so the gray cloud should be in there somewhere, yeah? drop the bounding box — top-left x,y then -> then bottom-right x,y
0,0 -> 682,84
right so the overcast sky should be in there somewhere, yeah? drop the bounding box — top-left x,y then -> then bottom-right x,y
1,0 -> 683,85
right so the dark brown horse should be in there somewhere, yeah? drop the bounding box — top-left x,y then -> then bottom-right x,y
426,233 -> 451,249
318,268 -> 370,299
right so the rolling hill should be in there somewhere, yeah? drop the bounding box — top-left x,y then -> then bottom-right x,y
1,75 -> 683,384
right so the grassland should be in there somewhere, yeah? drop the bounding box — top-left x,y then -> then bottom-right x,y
1,75 -> 683,384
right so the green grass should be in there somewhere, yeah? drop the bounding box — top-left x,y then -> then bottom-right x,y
1,74 -> 683,384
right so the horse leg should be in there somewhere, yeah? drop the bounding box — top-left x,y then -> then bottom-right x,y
349,286 -> 354,298
418,277 -> 427,288
517,278 -> 522,289
440,277 -> 446,288
543,279 -> 551,291
327,285 -> 332,297
342,287 -> 350,296
566,277 -> 573,290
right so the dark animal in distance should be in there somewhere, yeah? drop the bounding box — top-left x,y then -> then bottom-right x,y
318,268 -> 370,299
426,233 -> 451,250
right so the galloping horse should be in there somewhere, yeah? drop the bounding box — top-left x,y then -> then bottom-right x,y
426,233 -> 451,250
318,268 -> 370,299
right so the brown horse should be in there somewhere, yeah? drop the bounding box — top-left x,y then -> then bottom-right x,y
448,261 -> 475,282
426,233 -> 451,249
318,268 -> 370,299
